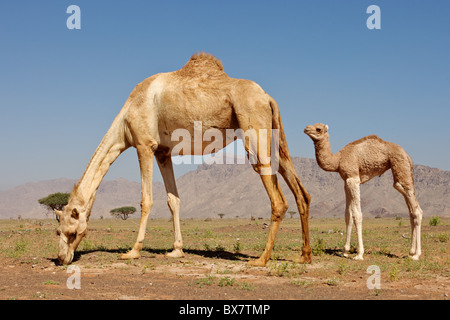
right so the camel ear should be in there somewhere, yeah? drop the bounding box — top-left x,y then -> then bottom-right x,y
325,125 -> 329,132
54,210 -> 62,218
71,208 -> 80,219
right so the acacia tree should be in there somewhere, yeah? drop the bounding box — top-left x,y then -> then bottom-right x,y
110,206 -> 137,220
38,192 -> 70,222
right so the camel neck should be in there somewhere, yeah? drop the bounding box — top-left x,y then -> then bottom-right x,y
314,136 -> 340,172
71,112 -> 129,213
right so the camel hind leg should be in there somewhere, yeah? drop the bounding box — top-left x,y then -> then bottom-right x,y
391,156 -> 422,260
343,185 -> 353,258
234,108 -> 289,266
247,131 -> 289,267
248,173 -> 289,267
278,157 -> 312,264
262,96 -> 311,263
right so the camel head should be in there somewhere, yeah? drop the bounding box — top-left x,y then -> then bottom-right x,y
304,123 -> 329,142
55,203 -> 88,265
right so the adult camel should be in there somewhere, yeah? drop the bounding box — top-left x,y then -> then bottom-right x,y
55,53 -> 311,267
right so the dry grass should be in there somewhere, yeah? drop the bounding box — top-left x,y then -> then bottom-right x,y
0,216 -> 448,300
1,216 -> 448,280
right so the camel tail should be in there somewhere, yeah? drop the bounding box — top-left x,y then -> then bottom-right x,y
268,96 -> 310,201
408,153 -> 415,185
269,97 -> 291,162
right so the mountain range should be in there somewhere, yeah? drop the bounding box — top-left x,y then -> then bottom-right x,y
0,157 -> 449,220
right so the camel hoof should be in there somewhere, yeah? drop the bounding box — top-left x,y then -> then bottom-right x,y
120,250 -> 141,260
408,254 -> 420,261
297,255 -> 312,264
166,249 -> 185,258
353,255 -> 364,261
247,258 -> 267,267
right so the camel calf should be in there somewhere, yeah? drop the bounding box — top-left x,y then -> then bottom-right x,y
304,123 -> 422,260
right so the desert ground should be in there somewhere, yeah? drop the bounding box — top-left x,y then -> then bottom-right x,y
0,217 -> 448,301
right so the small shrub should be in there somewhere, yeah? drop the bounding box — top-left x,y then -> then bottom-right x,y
389,264 -> 400,281
233,239 -> 242,253
312,238 -> 326,255
291,279 -> 313,287
195,276 -> 216,288
239,282 -> 254,291
270,262 -> 291,277
429,216 -> 440,226
325,277 -> 340,286
337,262 -> 350,275
437,233 -> 449,243
218,276 -> 236,287
214,244 -> 226,252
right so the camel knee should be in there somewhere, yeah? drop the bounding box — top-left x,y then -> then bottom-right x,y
271,202 -> 288,222
140,198 -> 153,214
304,191 -> 311,207
410,208 -> 423,225
297,189 -> 311,211
393,182 -> 408,197
296,187 -> 311,207
292,184 -> 310,217
251,163 -> 274,176
167,193 -> 180,213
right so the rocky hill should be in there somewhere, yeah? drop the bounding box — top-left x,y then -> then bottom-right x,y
0,157 -> 448,219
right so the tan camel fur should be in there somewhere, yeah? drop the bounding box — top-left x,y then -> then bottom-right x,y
55,53 -> 312,266
304,123 -> 422,260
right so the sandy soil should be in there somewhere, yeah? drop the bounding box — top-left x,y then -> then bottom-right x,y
0,250 -> 448,301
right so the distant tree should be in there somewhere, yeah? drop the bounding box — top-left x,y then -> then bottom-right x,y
110,206 -> 137,220
288,211 -> 297,219
218,213 -> 225,219
38,192 -> 70,222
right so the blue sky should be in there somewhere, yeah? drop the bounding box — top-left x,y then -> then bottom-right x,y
0,1 -> 449,190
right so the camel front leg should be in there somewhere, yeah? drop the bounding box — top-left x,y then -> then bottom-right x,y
345,177 -> 364,260
120,145 -> 155,260
156,154 -> 184,258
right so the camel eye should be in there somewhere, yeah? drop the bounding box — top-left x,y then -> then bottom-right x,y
316,128 -> 321,132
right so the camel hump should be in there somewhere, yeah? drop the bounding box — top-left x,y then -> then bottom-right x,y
189,52 -> 224,70
176,52 -> 226,78
346,134 -> 384,147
